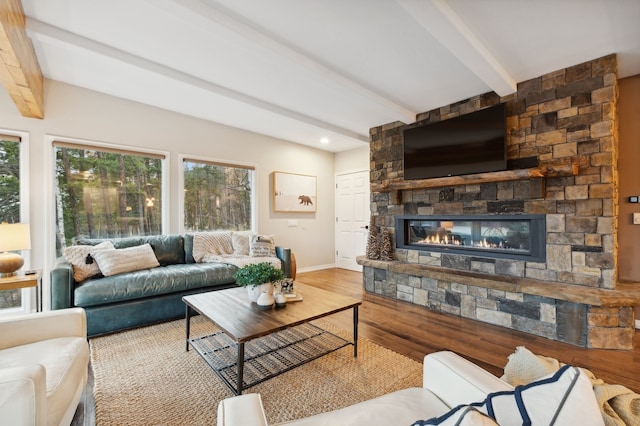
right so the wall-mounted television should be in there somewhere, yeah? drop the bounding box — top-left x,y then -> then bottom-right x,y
403,103 -> 507,180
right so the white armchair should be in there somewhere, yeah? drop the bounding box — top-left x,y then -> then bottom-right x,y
0,308 -> 90,426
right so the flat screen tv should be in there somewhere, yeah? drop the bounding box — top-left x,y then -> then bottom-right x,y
403,103 -> 507,180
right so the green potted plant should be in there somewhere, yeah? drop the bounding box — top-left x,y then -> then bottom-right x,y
234,262 -> 284,303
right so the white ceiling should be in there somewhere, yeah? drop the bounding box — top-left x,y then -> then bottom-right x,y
20,0 -> 640,152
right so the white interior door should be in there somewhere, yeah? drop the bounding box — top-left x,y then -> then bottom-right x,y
335,171 -> 370,271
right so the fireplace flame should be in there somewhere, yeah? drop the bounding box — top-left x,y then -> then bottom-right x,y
418,235 -> 505,249
420,234 -> 462,246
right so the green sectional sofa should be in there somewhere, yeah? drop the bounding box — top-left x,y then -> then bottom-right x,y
50,234 -> 293,337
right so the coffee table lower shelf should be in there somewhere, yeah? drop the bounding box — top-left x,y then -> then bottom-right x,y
189,322 -> 351,394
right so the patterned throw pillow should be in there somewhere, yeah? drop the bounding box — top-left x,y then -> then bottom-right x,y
91,243 -> 160,277
231,231 -> 252,256
250,234 -> 276,257
64,241 -> 115,282
192,231 -> 234,263
414,365 -> 603,426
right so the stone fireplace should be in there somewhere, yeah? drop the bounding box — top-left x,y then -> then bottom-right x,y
357,54 -> 640,349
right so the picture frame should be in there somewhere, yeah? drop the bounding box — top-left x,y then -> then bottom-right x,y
273,171 -> 317,212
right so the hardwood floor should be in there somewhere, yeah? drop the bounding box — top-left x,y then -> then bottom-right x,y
72,267 -> 639,425
296,268 -> 640,393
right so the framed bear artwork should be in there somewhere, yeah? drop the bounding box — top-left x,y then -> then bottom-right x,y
273,171 -> 317,212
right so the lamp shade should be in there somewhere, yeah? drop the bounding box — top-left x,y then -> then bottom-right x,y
0,223 -> 31,252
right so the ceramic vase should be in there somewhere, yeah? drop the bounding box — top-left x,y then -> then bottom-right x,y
274,292 -> 287,308
256,291 -> 275,309
247,283 -> 273,303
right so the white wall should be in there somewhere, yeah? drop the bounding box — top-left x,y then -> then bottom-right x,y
0,80 -> 341,298
335,146 -> 369,175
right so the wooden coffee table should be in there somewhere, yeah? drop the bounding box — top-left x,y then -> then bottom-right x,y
183,283 -> 362,395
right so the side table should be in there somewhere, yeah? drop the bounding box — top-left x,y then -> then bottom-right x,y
0,270 -> 42,312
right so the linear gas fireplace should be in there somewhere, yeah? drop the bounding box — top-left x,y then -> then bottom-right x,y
396,214 -> 546,262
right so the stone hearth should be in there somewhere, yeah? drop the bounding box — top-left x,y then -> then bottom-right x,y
358,54 -> 640,349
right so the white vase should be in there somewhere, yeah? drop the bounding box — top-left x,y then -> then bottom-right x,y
247,283 -> 273,303
256,291 -> 275,309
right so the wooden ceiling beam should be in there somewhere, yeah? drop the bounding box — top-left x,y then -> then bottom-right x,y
0,0 -> 43,118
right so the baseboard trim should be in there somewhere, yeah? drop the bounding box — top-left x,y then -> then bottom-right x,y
297,264 -> 336,274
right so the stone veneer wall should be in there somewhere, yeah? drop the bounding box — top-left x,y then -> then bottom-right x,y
365,54 -> 635,349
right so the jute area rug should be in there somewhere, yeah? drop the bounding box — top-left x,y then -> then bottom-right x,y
90,316 -> 422,425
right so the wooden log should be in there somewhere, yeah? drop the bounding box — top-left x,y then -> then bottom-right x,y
371,162 -> 581,193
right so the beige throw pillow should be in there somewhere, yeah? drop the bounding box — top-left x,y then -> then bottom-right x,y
231,231 -> 252,256
64,241 -> 115,282
250,234 -> 276,257
192,231 -> 234,263
91,243 -> 160,277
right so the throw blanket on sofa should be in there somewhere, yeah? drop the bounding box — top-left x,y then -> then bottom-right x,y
201,254 -> 281,269
502,346 -> 640,426
192,231 -> 281,269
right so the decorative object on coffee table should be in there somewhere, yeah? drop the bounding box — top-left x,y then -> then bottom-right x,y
274,292 -> 287,308
257,291 -> 275,309
234,262 -> 284,303
246,283 -> 273,303
280,278 -> 294,294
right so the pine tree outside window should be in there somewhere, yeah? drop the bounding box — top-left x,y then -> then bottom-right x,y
54,142 -> 164,256
0,134 -> 23,310
183,158 -> 253,232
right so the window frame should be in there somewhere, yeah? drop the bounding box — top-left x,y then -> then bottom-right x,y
178,154 -> 258,234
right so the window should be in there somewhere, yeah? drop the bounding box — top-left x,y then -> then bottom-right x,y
0,134 -> 23,310
54,142 -> 164,256
183,158 -> 253,231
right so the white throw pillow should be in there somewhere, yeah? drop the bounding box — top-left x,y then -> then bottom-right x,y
64,241 -> 115,282
485,365 -> 603,425
416,365 -> 603,426
192,231 -> 234,262
250,234 -> 276,257
91,243 -> 160,277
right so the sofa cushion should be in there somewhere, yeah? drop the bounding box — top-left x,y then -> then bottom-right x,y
92,244 -> 160,277
280,388 -> 450,426
73,263 -> 239,307
250,234 -> 276,257
64,241 -> 115,282
193,231 -> 234,262
75,235 -> 185,266
184,233 -> 196,263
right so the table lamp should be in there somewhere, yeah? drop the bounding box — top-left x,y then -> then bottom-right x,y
0,223 -> 31,277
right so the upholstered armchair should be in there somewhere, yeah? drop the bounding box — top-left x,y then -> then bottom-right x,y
0,308 -> 90,426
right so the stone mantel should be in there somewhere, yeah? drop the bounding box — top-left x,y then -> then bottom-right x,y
357,256 -> 640,307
